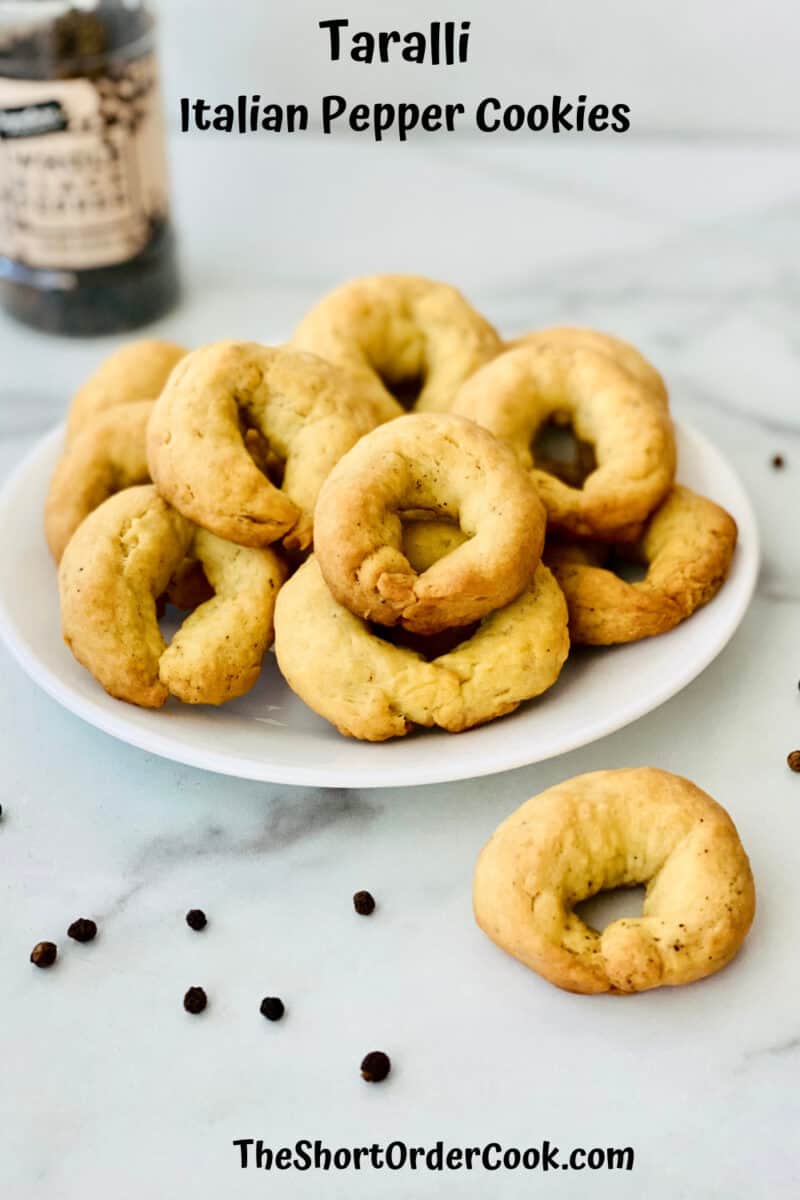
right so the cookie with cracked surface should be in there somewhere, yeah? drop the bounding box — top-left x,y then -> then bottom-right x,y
474,767 -> 755,994
291,274 -> 501,418
147,341 -> 380,551
454,341 -> 676,539
545,486 -> 737,645
59,485 -> 284,708
313,412 -> 546,636
274,555 -> 568,741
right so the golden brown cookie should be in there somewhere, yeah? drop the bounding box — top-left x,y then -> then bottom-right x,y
59,486 -> 284,708
66,339 -> 187,442
453,341 -> 676,539
474,767 -> 755,994
545,486 -> 738,644
291,274 -> 501,418
147,341 -> 380,551
45,401 -> 153,562
274,556 -> 568,741
510,327 -> 668,403
313,413 -> 546,635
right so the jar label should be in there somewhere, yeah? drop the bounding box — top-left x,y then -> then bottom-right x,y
0,54 -> 170,271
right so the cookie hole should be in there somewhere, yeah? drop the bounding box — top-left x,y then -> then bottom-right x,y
605,550 -> 648,584
157,561 -> 214,634
575,885 -> 645,932
368,620 -> 480,662
240,416 -> 286,487
532,418 -> 597,488
382,370 -> 426,411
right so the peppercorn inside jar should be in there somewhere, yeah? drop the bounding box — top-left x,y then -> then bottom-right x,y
0,0 -> 179,335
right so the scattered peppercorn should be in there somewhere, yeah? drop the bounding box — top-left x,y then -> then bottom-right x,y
68,918 -> 97,943
360,1050 -> 391,1083
0,803 -> 3,819
772,454 -> 785,469
183,986 -> 208,1014
353,890 -> 376,916
259,996 -> 285,1022
186,909 -> 207,931
787,750 -> 800,773
30,941 -> 57,968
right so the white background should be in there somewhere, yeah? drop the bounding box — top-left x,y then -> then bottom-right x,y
159,0 -> 799,137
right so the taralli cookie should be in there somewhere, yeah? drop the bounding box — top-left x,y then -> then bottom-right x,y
313,413 -> 546,635
147,341 -> 380,551
510,327 -> 668,403
59,486 -> 284,708
453,342 -> 676,538
545,486 -> 738,645
474,767 -> 755,994
291,274 -> 501,418
45,401 -> 153,561
274,556 -> 568,741
66,339 -> 186,442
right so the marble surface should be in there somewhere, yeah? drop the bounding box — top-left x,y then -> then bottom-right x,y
2,135 -> 800,1198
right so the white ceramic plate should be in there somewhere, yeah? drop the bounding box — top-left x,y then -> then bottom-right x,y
0,422 -> 758,788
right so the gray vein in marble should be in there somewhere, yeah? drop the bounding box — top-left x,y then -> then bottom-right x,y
98,788 -> 376,921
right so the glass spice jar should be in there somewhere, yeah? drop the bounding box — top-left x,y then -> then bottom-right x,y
0,0 -> 179,335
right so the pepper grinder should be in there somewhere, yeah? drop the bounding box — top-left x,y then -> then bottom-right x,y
0,0 -> 179,335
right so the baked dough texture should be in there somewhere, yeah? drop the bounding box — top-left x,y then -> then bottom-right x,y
545,485 -> 738,644
46,401 -> 153,561
313,412 -> 546,635
147,341 -> 379,551
510,326 -> 668,403
454,342 -> 676,538
59,486 -> 284,708
291,274 -> 501,418
474,767 -> 755,994
66,339 -> 187,442
274,556 -> 568,741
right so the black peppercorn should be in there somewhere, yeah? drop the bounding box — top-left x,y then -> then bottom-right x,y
183,986 -> 208,1014
788,750 -> 800,773
353,890 -> 376,915
360,1050 -> 391,1083
30,941 -> 58,968
186,909 -> 207,931
772,454 -> 786,469
68,918 -> 97,943
259,996 -> 285,1022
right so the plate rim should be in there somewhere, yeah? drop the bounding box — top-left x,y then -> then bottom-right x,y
0,421 -> 760,788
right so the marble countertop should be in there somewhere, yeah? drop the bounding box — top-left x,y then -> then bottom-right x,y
2,135 -> 799,1199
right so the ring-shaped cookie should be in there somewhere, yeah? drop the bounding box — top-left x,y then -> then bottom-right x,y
66,339 -> 187,443
274,556 -> 568,741
509,326 -> 668,403
147,341 -> 380,551
291,274 -> 501,418
453,342 -> 676,538
545,486 -> 737,645
474,767 -> 755,994
313,413 -> 546,635
59,485 -> 284,708
46,401 -> 154,561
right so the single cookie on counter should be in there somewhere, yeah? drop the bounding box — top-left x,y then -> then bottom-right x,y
313,412 -> 546,635
545,485 -> 738,645
474,767 -> 755,994
147,341 -> 381,551
453,340 -> 676,539
274,554 -> 568,741
66,339 -> 187,443
291,273 -> 501,418
59,485 -> 284,708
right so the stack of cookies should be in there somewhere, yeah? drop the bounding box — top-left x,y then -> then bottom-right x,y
48,273 -> 738,740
